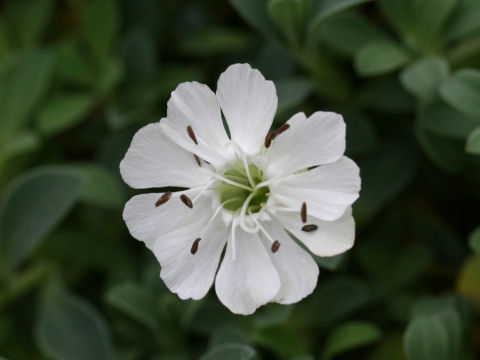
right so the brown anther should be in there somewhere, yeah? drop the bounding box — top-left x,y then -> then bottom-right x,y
193,153 -> 202,166
302,224 -> 318,232
186,125 -> 198,144
191,238 -> 201,254
274,123 -> 290,135
301,202 -> 307,223
271,240 -> 281,253
264,132 -> 274,148
180,194 -> 193,208
155,192 -> 172,207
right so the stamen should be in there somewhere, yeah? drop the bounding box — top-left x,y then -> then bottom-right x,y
193,153 -> 202,166
155,192 -> 171,207
301,202 -> 307,223
186,125 -> 198,145
191,238 -> 201,254
302,224 -> 318,232
203,169 -> 254,192
264,132 -> 274,148
180,194 -> 193,208
274,123 -> 290,135
239,192 -> 260,233
271,240 -> 281,253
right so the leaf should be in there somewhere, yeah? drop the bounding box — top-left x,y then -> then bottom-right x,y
466,127 -> 480,155
55,40 -> 95,86
105,282 -> 157,330
228,0 -> 278,40
469,227 -> 480,254
268,0 -> 309,45
440,69 -> 480,120
404,309 -> 462,360
80,0 -> 119,62
0,130 -> 40,168
400,56 -> 449,101
0,51 -> 54,141
37,94 -> 92,135
344,110 -> 378,156
354,40 -> 410,77
446,0 -> 480,41
419,102 -> 478,140
0,167 -> 84,273
321,321 -> 382,360
309,0 -> 373,32
121,27 -> 158,84
200,343 -> 256,360
457,255 -> 480,309
251,326 -> 306,357
72,164 -> 126,209
318,11 -> 387,56
35,280 -> 114,360
276,77 -> 315,113
17,0 -> 54,48
314,253 -> 346,271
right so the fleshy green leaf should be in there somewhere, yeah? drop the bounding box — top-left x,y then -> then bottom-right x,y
314,253 -> 346,271
355,40 -> 410,77
0,167 -> 84,273
440,69 -> 480,120
469,227 -> 480,254
200,343 -> 256,360
309,0 -> 373,32
228,0 -> 278,40
321,321 -> 382,360
400,56 -> 449,101
276,77 -> 315,113
35,280 -> 114,360
37,94 -> 92,136
0,130 -> 40,168
446,0 -> 480,41
466,127 -> 480,155
268,0 -> 309,45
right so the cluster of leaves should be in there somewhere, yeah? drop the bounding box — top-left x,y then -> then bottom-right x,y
0,0 -> 479,359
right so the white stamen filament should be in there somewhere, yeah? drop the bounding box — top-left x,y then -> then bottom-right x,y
232,141 -> 256,189
238,191 -> 260,233
251,213 -> 276,244
202,168 -> 254,191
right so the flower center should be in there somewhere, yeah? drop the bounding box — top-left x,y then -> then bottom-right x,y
219,164 -> 269,213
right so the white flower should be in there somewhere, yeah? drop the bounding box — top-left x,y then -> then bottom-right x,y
120,64 -> 361,315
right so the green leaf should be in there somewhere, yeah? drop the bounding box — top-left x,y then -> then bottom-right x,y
344,110 -> 378,156
55,40 -> 95,86
400,56 -> 449,101
466,127 -> 480,155
446,0 -> 480,41
268,0 -> 309,45
37,94 -> 92,136
404,309 -> 462,360
458,255 -> 480,309
314,253 -> 346,271
180,28 -> 251,57
355,40 -> 410,77
251,326 -> 306,357
36,280 -> 114,360
105,282 -> 157,330
378,0 -> 456,50
321,321 -> 382,360
16,0 -> 54,48
229,0 -> 278,40
440,69 -> 480,120
200,343 -> 256,360
0,51 -> 54,141
121,27 -> 158,84
309,0 -> 373,32
0,167 -> 84,273
318,11 -> 387,56
469,226 -> 480,254
80,0 -> 119,62
276,77 -> 315,113
0,130 -> 40,168
419,102 -> 477,140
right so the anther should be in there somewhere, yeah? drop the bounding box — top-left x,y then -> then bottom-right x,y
155,192 -> 171,207
191,238 -> 201,254
271,240 -> 281,253
274,123 -> 290,135
186,125 -> 198,145
302,224 -> 318,232
301,202 -> 307,223
180,194 -> 193,208
193,153 -> 202,166
264,132 -> 274,148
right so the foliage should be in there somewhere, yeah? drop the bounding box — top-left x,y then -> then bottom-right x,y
0,0 -> 479,359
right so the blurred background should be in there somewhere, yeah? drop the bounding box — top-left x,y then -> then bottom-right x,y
0,0 -> 479,359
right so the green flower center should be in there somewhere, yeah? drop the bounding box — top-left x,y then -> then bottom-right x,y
219,164 -> 270,213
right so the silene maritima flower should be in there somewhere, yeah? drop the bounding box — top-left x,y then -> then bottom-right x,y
120,64 -> 361,315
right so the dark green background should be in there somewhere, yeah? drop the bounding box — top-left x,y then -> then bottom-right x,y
0,0 -> 479,359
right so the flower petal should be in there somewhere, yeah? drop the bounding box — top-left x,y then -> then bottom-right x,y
216,64 -> 278,155
269,156 -> 360,221
276,207 -> 355,257
120,123 -> 211,189
163,82 -> 233,168
261,221 -> 319,304
263,111 -> 346,177
215,227 -> 280,315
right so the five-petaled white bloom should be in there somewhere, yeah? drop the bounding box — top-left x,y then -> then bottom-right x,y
120,64 -> 361,315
